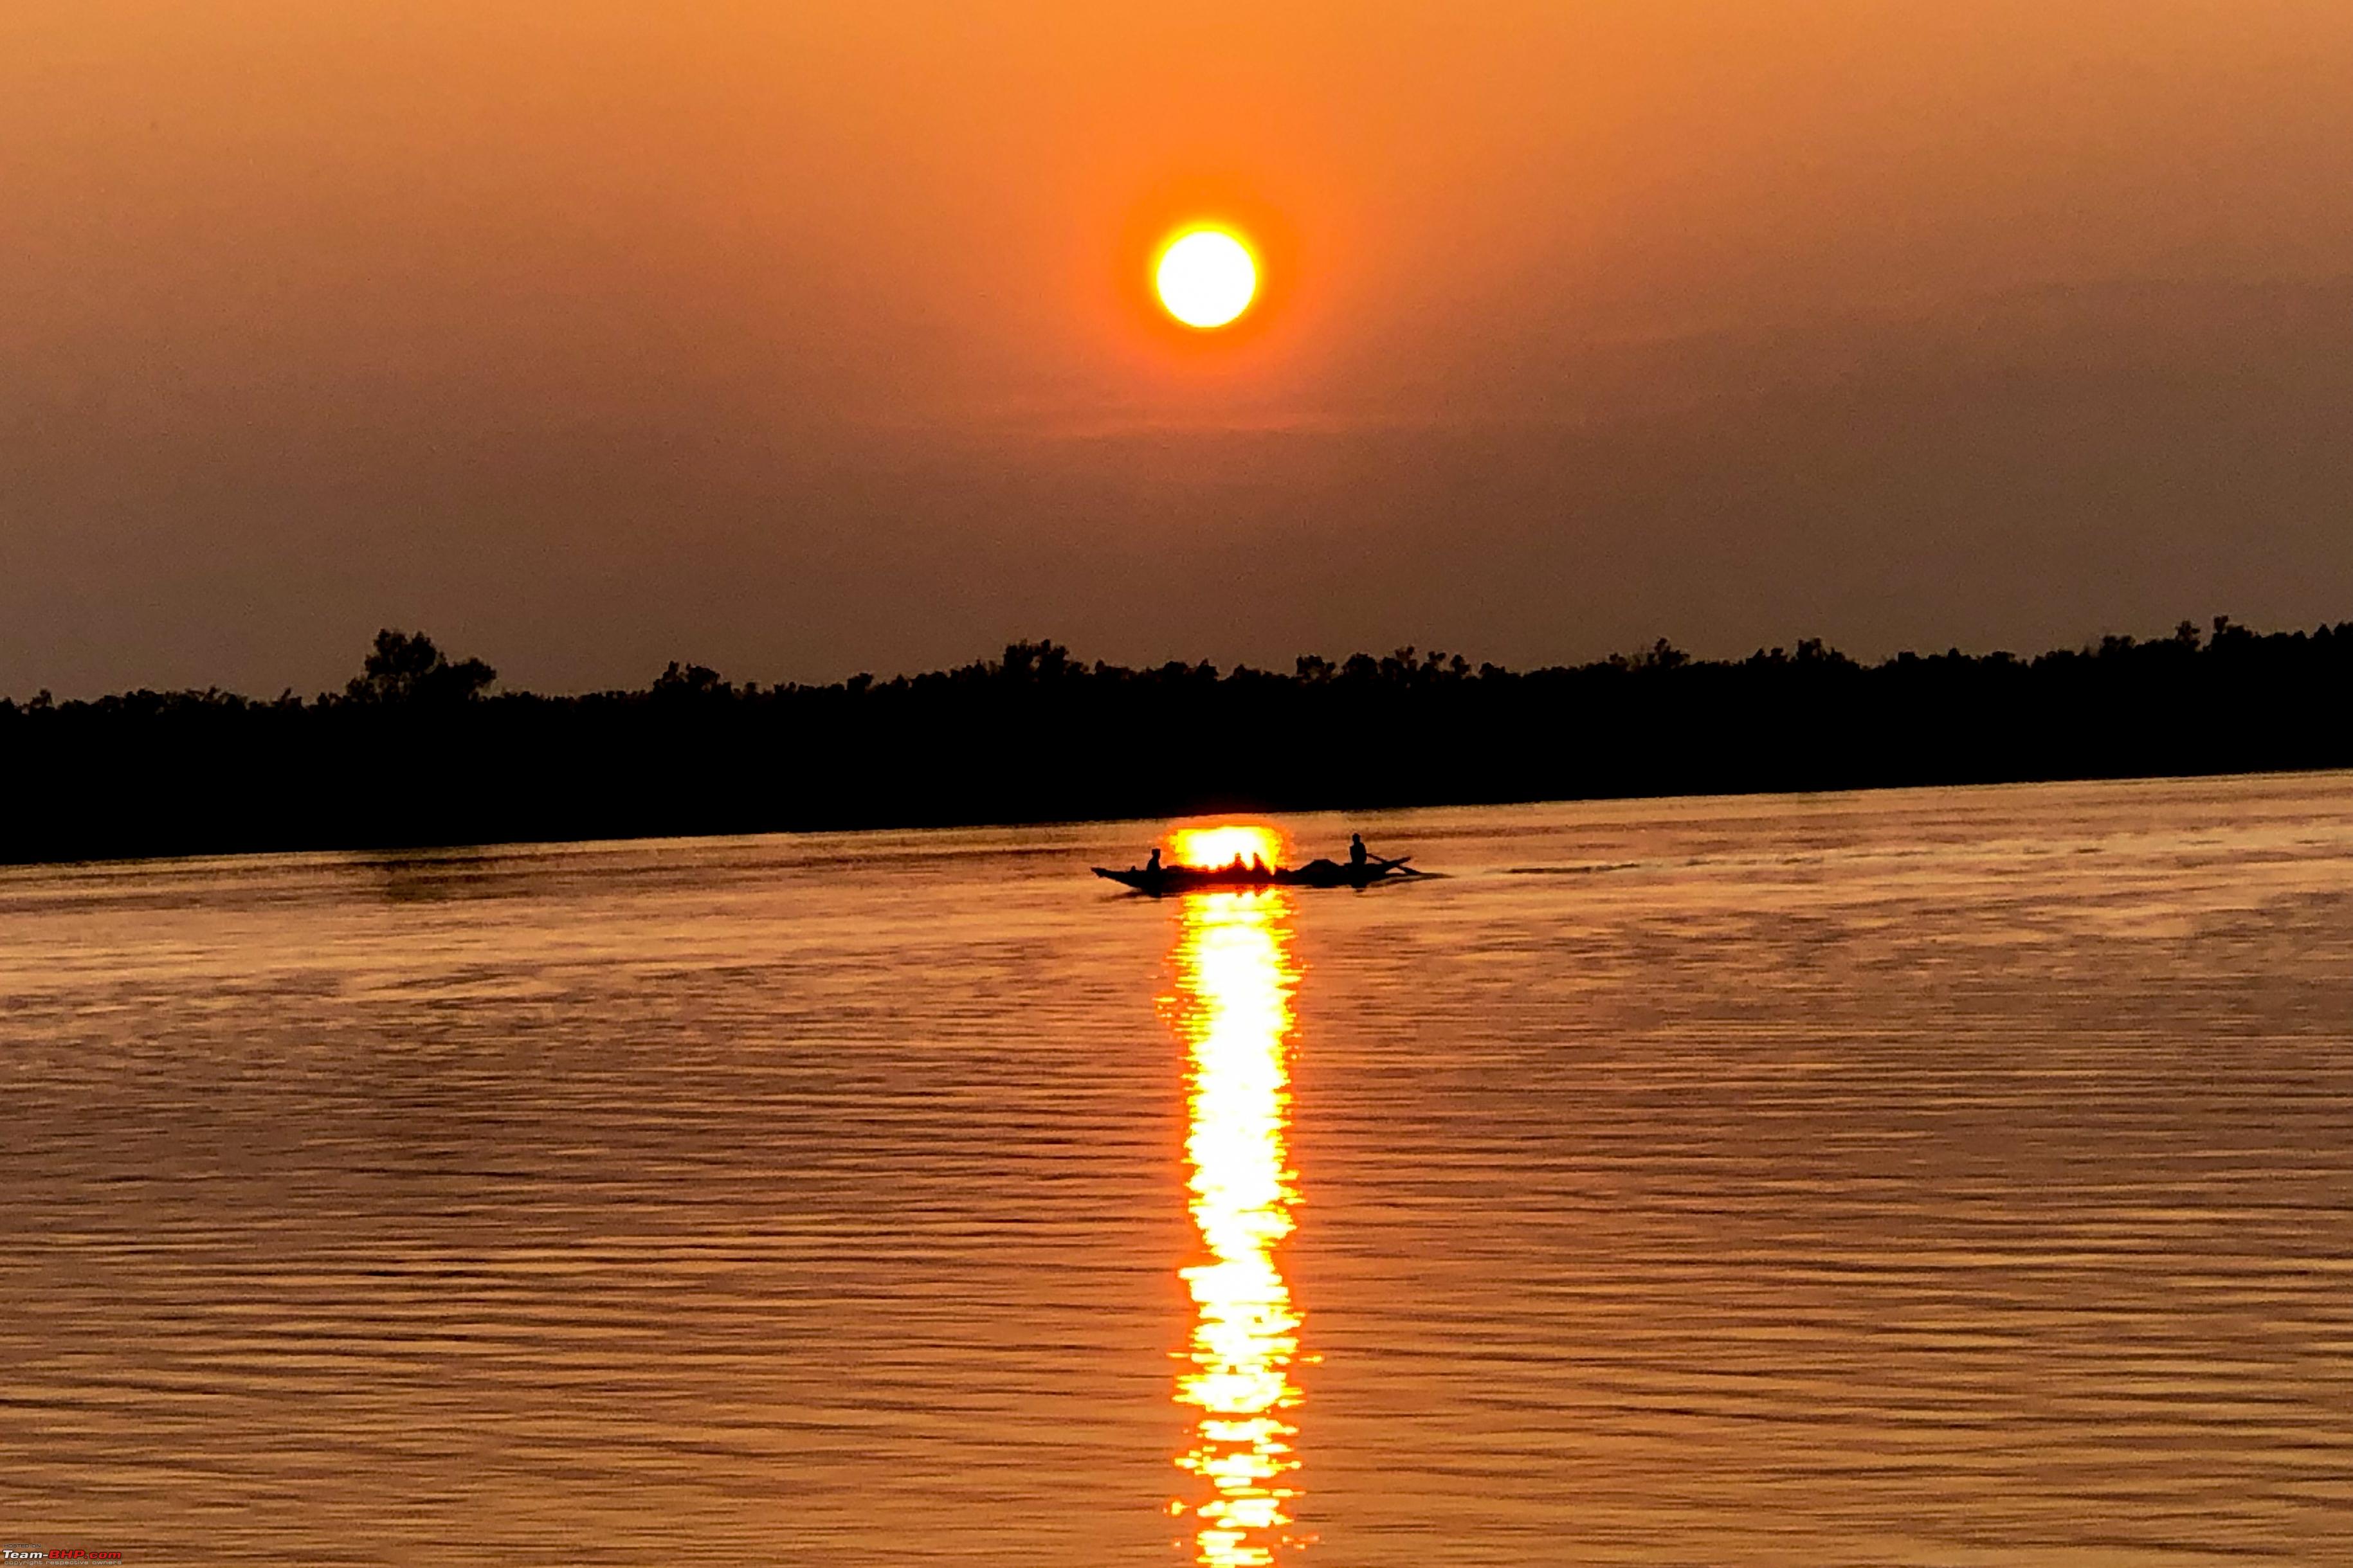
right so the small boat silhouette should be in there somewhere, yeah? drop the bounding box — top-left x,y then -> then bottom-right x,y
1093,852 -> 1420,894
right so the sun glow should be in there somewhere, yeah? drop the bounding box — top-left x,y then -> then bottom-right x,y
1156,229 -> 1258,330
1165,888 -> 1305,1566
1169,825 -> 1286,871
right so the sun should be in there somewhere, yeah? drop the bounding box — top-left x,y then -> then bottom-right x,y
1155,228 -> 1258,330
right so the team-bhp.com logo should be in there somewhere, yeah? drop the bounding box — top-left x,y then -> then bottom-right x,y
5,1549 -> 125,1561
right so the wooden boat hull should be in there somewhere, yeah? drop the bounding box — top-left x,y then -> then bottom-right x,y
1093,856 -> 1414,894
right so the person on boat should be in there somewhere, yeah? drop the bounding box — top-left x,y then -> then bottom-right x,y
1349,833 -> 1368,869
1251,853 -> 1270,876
1145,847 -> 1162,873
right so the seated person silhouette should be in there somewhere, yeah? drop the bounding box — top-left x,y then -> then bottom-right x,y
1145,848 -> 1162,873
1349,833 -> 1368,868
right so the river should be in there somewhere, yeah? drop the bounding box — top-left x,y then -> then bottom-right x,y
3,772 -> 2348,1564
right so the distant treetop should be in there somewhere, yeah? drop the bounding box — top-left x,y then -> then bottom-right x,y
341,629 -> 497,707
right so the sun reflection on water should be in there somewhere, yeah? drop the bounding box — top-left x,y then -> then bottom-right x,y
1165,870 -> 1306,1567
1169,824 -> 1291,870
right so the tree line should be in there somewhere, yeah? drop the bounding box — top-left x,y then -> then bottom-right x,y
2,618 -> 2347,863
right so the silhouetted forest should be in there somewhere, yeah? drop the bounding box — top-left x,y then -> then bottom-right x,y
3,618 -> 2348,864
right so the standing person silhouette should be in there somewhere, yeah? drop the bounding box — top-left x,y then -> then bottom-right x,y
1349,833 -> 1368,869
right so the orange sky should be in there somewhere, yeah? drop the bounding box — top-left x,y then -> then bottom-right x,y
4,2 -> 2349,693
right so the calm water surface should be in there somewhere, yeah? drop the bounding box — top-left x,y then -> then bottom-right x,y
3,774 -> 2349,1565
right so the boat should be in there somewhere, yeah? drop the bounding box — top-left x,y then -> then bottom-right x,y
1093,854 -> 1419,894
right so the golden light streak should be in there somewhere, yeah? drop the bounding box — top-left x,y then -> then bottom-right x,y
1168,824 -> 1287,871
1165,885 -> 1306,1566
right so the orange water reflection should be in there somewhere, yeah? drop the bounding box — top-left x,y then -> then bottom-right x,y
1169,824 -> 1292,871
1163,872 -> 1307,1567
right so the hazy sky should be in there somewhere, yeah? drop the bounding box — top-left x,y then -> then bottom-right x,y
5,1 -> 2349,695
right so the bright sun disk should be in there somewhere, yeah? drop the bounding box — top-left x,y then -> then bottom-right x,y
1156,230 -> 1257,330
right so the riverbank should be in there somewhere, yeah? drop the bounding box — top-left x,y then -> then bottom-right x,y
5,618 -> 2347,865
